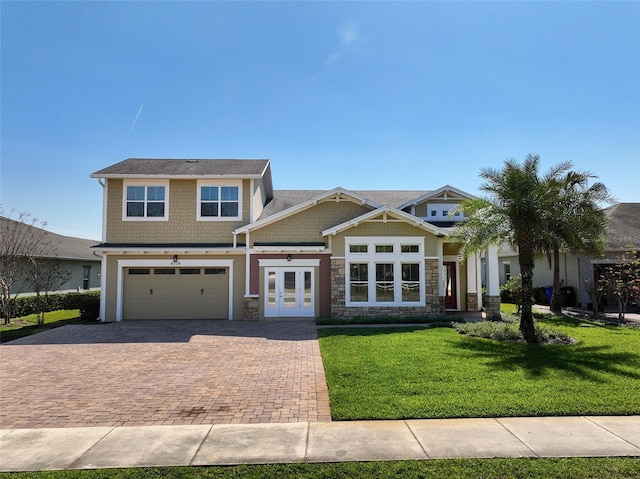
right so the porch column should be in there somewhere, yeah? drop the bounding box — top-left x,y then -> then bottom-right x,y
466,253 -> 479,311
484,245 -> 501,317
476,253 -> 483,311
437,238 -> 445,297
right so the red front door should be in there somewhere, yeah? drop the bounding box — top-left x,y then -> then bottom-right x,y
443,262 -> 457,310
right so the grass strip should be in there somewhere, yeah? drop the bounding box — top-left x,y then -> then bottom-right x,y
0,309 -> 81,343
1,458 -> 639,479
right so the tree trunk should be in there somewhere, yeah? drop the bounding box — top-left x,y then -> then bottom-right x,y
518,238 -> 537,343
550,246 -> 562,314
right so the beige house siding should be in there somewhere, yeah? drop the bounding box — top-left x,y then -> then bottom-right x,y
105,179 -> 251,244
251,201 -> 370,245
103,254 -> 120,321
101,253 -> 245,321
252,179 -> 266,222
331,221 -> 440,257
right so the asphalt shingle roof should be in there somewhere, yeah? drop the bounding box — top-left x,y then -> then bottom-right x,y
603,203 -> 640,250
91,158 -> 270,178
0,216 -> 99,261
259,189 -> 430,220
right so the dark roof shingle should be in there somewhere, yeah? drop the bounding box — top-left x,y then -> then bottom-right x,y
603,203 -> 640,250
91,158 -> 270,178
259,189 -> 430,220
0,217 -> 99,261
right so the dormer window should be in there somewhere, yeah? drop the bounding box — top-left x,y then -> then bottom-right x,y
426,203 -> 463,221
123,181 -> 169,221
197,180 -> 242,221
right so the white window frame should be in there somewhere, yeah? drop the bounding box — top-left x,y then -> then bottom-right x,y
426,203 -> 463,221
197,180 -> 243,221
345,236 -> 424,307
122,180 -> 169,221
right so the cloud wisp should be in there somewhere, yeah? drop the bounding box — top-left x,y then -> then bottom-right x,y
326,21 -> 366,67
129,104 -> 144,134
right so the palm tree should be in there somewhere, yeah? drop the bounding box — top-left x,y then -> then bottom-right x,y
454,154 -> 610,342
542,170 -> 613,313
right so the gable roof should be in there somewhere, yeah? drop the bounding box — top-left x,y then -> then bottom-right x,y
234,187 -> 381,235
322,206 -> 450,237
259,189 -> 429,220
397,184 -> 475,210
0,216 -> 99,261
91,158 -> 271,179
603,203 -> 640,250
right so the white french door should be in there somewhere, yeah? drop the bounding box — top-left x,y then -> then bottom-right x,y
265,267 -> 314,317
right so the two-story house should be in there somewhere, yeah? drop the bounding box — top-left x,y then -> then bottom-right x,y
91,158 -> 501,322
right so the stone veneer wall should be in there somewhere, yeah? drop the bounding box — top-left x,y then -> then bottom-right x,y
244,297 -> 259,321
484,295 -> 501,318
330,258 -> 445,320
466,292 -> 478,312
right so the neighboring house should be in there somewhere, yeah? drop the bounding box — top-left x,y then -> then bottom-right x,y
90,158 -> 502,322
1,216 -> 101,294
495,202 -> 640,308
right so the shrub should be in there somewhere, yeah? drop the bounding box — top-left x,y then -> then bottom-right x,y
78,291 -> 101,320
500,275 -> 522,309
454,319 -> 523,342
8,291 -> 99,320
453,315 -> 575,344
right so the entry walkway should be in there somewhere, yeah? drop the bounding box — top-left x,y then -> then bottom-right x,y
1,416 -> 639,471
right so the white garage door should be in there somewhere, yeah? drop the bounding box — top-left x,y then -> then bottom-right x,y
123,267 -> 229,320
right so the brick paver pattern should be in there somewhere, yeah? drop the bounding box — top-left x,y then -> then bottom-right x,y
0,320 -> 331,428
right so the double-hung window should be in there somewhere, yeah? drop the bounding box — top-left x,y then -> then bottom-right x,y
123,181 -> 169,220
197,181 -> 242,221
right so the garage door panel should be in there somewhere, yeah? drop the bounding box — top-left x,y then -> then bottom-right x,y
123,267 -> 229,320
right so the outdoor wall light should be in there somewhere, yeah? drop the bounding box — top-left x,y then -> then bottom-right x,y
171,255 -> 180,265
287,254 -> 292,262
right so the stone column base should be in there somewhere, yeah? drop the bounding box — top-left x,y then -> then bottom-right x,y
484,295 -> 501,318
467,292 -> 479,312
244,297 -> 259,321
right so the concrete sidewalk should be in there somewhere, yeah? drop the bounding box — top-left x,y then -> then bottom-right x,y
1,416 -> 639,471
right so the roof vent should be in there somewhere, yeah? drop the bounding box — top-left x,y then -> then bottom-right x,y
186,160 -> 199,164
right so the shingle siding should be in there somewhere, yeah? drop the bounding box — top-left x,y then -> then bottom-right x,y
251,201 -> 371,245
106,178 -> 250,244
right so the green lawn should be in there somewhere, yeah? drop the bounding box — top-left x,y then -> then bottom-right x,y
0,309 -> 81,343
318,316 -> 640,420
1,458 -> 639,479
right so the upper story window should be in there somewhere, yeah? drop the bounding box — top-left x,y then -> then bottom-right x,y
426,203 -> 463,221
123,181 -> 169,221
197,181 -> 242,221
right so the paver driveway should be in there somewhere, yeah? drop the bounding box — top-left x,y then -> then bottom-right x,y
0,320 -> 331,428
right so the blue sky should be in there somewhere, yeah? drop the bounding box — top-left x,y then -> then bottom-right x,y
2,1 -> 638,240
